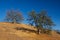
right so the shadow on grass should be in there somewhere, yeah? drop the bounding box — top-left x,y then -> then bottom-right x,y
15,27 -> 37,33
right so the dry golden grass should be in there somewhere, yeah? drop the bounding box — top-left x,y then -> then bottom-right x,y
0,22 -> 60,40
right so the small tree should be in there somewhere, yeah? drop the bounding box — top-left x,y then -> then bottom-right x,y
5,10 -> 23,23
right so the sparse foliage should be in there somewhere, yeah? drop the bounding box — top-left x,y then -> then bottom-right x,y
5,10 -> 23,23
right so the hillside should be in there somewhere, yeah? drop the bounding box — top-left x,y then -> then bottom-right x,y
0,22 -> 60,40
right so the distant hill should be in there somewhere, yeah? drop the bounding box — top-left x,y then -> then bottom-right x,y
0,22 -> 60,40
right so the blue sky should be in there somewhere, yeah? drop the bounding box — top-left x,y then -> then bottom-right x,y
0,0 -> 60,30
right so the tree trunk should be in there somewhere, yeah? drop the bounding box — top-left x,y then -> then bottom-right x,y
37,28 -> 40,34
14,19 -> 16,24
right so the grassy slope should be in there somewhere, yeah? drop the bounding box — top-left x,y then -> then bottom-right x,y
0,22 -> 60,40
